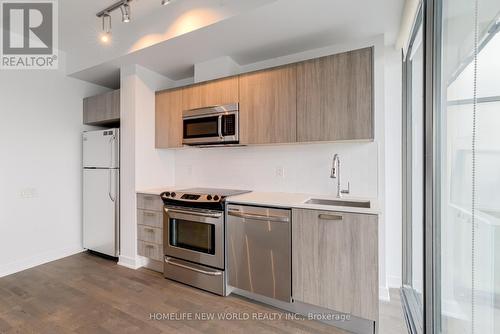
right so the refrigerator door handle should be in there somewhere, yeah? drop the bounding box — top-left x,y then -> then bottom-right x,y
108,169 -> 116,202
109,135 -> 115,168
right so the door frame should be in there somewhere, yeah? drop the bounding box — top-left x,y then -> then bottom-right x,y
422,0 -> 442,333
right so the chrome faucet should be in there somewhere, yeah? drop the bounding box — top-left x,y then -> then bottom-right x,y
331,154 -> 350,198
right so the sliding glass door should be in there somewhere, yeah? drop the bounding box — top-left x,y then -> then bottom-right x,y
424,0 -> 500,333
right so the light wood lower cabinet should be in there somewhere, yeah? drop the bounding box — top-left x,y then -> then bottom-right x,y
137,209 -> 163,229
138,225 -> 163,244
137,193 -> 163,211
292,209 -> 378,321
137,193 -> 164,268
239,65 -> 297,144
138,241 -> 163,262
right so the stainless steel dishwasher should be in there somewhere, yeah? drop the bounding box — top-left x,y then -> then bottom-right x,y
226,204 -> 291,302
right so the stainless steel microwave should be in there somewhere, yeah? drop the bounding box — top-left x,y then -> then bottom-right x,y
182,103 -> 239,145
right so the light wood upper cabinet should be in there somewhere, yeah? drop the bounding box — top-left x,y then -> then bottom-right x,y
182,76 -> 239,110
239,65 -> 297,144
83,89 -> 120,125
155,88 -> 183,148
154,47 -> 374,147
292,209 -> 378,321
297,47 -> 374,142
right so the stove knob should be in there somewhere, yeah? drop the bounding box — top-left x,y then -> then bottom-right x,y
164,192 -> 171,197
171,192 -> 176,198
206,195 -> 212,200
213,195 -> 220,201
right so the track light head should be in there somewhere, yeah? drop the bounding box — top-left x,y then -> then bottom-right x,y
96,0 -> 133,43
121,3 -> 131,23
161,0 -> 171,5
100,13 -> 112,44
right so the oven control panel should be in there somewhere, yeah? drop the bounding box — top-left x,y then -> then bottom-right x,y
161,191 -> 225,203
181,194 -> 200,200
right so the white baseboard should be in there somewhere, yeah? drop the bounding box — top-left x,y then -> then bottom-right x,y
379,286 -> 391,301
0,245 -> 84,278
118,255 -> 142,269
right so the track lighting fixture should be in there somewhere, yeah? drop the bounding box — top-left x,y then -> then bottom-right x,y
120,3 -> 131,23
161,0 -> 171,5
100,13 -> 112,44
96,0 -> 133,42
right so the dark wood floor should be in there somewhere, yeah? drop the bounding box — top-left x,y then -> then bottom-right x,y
0,253 -> 406,334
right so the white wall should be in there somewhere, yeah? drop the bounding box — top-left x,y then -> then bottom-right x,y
0,57 -> 109,277
119,64 -> 175,269
175,143 -> 378,197
134,66 -> 176,190
384,46 -> 403,288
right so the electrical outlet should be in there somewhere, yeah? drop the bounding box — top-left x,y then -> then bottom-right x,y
20,188 -> 38,199
275,167 -> 286,178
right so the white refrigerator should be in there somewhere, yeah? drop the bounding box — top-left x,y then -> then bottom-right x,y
83,129 -> 120,257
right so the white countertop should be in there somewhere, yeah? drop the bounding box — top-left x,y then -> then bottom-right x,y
136,187 -> 380,215
226,192 -> 380,215
136,186 -> 176,196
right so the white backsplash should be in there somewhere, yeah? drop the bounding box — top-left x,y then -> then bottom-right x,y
174,141 -> 379,198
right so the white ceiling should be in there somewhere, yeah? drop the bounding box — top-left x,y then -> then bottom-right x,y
62,0 -> 405,88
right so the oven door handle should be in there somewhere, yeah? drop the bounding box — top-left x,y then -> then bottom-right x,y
165,257 -> 223,276
165,207 -> 222,218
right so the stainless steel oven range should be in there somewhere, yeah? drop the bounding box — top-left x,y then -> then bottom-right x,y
160,188 -> 250,295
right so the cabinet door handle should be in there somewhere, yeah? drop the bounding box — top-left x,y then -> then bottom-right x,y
145,244 -> 154,249
145,228 -> 155,233
144,212 -> 155,217
318,214 -> 343,221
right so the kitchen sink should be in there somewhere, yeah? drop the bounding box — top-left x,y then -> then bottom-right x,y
304,198 -> 371,208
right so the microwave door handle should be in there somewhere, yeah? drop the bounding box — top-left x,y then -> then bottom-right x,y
218,115 -> 223,139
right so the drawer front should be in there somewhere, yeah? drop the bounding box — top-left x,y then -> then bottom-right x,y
137,209 -> 163,228
137,194 -> 163,211
138,241 -> 163,261
138,225 -> 163,244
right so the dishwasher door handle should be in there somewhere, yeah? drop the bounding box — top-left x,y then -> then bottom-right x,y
228,211 -> 290,223
318,213 -> 343,221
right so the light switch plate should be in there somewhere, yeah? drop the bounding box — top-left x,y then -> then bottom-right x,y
275,167 -> 286,178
